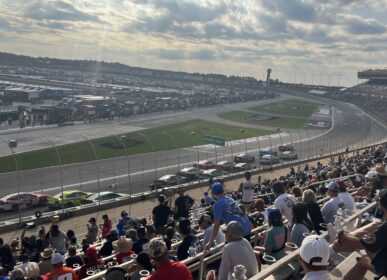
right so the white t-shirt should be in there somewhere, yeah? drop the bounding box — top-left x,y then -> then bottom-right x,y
338,192 -> 356,214
241,180 -> 255,204
274,193 -> 297,226
203,224 -> 225,247
218,239 -> 258,280
321,196 -> 344,224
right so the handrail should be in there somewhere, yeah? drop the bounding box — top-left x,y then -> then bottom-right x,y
248,201 -> 377,280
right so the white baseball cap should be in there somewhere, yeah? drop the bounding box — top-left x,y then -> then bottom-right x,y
51,253 -> 64,265
299,235 -> 330,266
365,170 -> 377,180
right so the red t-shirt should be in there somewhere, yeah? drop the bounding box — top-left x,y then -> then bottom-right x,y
116,251 -> 135,264
147,261 -> 193,280
46,266 -> 78,280
102,219 -> 112,238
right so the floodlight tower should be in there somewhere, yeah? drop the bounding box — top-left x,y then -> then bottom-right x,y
265,68 -> 272,95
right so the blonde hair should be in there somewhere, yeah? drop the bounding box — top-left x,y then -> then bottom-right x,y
302,189 -> 317,204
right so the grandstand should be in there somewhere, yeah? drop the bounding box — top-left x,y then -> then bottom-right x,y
0,143 -> 386,280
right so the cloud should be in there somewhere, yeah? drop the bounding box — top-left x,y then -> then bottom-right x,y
261,0 -> 316,22
152,48 -> 217,60
25,0 -> 100,22
340,15 -> 386,34
0,17 -> 10,30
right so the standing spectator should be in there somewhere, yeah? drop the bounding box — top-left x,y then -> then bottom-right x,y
337,181 -> 356,215
146,238 -> 193,280
100,214 -> 112,239
117,211 -> 133,237
298,235 -> 331,280
85,217 -> 99,244
291,203 -> 314,247
38,248 -> 54,275
48,224 -> 68,255
46,253 -> 77,280
273,182 -> 297,227
199,215 -> 225,248
78,246 -> 104,279
321,182 -> 344,224
204,182 -> 251,251
303,189 -> 325,233
133,227 -> 149,254
218,221 -> 258,280
177,219 -> 197,261
174,189 -> 194,219
152,195 -> 171,235
114,237 -> 135,264
65,246 -> 83,269
239,172 -> 255,209
264,209 -> 290,260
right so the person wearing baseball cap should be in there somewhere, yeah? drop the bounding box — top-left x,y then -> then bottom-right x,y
100,214 -> 112,239
46,253 -> 77,280
204,182 -> 251,252
321,182 -> 344,224
85,217 -> 99,244
333,189 -> 387,279
147,238 -> 192,280
78,246 -> 104,279
298,235 -> 330,280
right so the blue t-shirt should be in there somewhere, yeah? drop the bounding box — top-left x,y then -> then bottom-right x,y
213,196 -> 251,236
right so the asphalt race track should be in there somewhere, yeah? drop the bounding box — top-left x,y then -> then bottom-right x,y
0,90 -> 386,221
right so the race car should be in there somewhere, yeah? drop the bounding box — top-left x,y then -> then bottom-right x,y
0,192 -> 49,211
47,190 -> 92,210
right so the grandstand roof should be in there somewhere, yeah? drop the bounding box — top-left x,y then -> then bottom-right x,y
358,69 -> 387,80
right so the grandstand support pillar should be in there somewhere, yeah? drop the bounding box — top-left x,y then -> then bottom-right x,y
81,134 -> 102,207
113,133 -> 132,215
45,137 -> 66,213
137,132 -> 158,181
162,132 -> 180,181
0,136 -> 22,223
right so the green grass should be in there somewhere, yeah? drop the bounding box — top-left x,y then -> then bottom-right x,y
0,119 -> 270,173
249,99 -> 320,118
217,111 -> 307,129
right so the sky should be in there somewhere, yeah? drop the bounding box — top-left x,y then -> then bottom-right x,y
0,0 -> 386,86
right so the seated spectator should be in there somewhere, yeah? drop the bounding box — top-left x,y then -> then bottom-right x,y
9,269 -> 24,280
146,224 -> 157,240
264,209 -> 290,260
333,189 -> 387,279
126,229 -> 138,242
14,254 -> 37,274
133,227 -> 149,254
147,238 -> 193,280
199,214 -> 225,249
10,240 -> 20,264
65,246 -> 83,269
163,226 -> 177,250
100,214 -> 112,239
298,234 -> 330,280
337,181 -> 356,215
114,237 -> 135,264
98,230 -> 118,258
321,182 -> 344,224
48,224 -> 68,255
204,192 -> 214,205
38,248 -> 54,275
303,189 -> 325,233
46,253 -> 77,280
104,267 -> 127,280
128,252 -> 153,280
0,242 -> 15,273
24,262 -> 40,279
21,229 -> 41,263
78,246 -> 104,279
218,221 -> 258,280
252,198 -> 268,225
85,217 -> 99,244
291,203 -> 314,247
292,186 -> 303,202
177,219 -> 197,261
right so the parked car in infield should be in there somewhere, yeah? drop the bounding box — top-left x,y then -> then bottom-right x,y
234,153 -> 255,163
0,192 -> 50,211
47,190 -> 92,210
